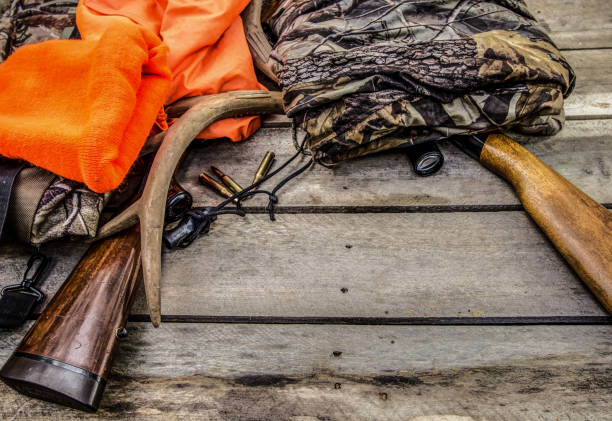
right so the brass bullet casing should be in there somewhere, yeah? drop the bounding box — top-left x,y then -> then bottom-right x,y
199,172 -> 238,204
211,166 -> 244,195
252,151 -> 275,185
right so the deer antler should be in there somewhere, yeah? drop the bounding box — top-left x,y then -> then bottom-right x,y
243,0 -> 278,83
97,91 -> 284,326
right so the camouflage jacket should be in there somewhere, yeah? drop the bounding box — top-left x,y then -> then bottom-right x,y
268,0 -> 576,164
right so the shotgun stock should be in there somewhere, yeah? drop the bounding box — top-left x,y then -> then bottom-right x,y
0,178 -> 191,411
455,133 -> 612,312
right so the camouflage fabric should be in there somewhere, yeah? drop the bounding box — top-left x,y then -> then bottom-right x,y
1,0 -> 77,63
30,175 -> 106,246
268,0 -> 576,164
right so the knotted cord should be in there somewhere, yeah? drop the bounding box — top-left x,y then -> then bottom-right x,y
164,126 -> 313,249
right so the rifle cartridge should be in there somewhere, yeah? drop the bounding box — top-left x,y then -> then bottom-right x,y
211,166 -> 244,195
252,151 -> 275,185
199,172 -> 239,204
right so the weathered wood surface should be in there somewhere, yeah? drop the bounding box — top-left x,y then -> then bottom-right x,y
563,50 -> 612,120
1,324 -> 611,420
3,210 -> 611,319
142,212 -> 609,318
178,120 -> 612,209
1,1 -> 612,419
2,125 -> 609,317
526,0 -> 612,50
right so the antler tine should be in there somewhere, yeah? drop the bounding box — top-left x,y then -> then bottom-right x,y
140,90 -> 284,326
243,0 -> 278,83
96,200 -> 141,240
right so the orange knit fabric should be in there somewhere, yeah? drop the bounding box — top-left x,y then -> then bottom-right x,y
0,21 -> 171,193
79,0 -> 265,142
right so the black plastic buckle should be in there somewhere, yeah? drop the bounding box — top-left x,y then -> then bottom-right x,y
0,254 -> 49,328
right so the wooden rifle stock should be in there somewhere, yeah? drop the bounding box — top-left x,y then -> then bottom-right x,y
0,177 -> 191,411
456,133 -> 612,312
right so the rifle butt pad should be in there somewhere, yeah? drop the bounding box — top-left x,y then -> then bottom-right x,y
0,352 -> 105,412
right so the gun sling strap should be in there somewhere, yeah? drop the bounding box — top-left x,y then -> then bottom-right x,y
0,157 -> 27,239
0,158 -> 54,328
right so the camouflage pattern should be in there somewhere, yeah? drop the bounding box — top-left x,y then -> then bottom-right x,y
268,0 -> 576,164
1,0 -> 77,63
30,176 -> 106,246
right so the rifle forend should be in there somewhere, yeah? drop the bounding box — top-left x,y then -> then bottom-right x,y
454,133 -> 612,312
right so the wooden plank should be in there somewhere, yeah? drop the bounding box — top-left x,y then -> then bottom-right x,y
178,119 -> 612,209
2,212 -> 609,318
129,212 -> 609,317
563,50 -> 612,120
3,123 -> 610,316
526,0 -> 612,50
1,323 -> 610,419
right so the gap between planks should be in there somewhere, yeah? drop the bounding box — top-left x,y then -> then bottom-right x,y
126,315 -> 612,325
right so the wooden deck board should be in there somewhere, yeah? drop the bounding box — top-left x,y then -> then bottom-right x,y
526,0 -> 612,50
1,324 -> 611,420
1,0 -> 612,418
3,209 -> 610,319
137,212 -> 607,318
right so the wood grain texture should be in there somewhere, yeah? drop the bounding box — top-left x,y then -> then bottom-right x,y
480,133 -> 612,313
562,49 -> 612,120
127,212 -> 609,317
1,323 -> 611,420
2,121 -> 610,319
2,210 -> 610,320
2,323 -> 612,377
16,227 -> 141,378
177,119 -> 612,209
526,0 -> 612,50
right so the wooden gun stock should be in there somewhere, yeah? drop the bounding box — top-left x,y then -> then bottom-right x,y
456,133 -> 612,312
0,227 -> 141,411
0,178 -> 191,411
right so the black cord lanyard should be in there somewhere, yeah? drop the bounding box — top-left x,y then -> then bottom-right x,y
164,126 -> 313,249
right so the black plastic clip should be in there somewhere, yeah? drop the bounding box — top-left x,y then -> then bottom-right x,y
0,254 -> 49,328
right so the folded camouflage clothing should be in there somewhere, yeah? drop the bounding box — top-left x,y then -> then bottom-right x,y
1,0 -> 77,63
268,0 -> 576,164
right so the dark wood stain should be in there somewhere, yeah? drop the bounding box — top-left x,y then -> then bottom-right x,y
16,227 -> 142,378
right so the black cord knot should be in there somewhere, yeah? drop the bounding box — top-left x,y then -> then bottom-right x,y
165,124 -> 312,249
266,194 -> 279,221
